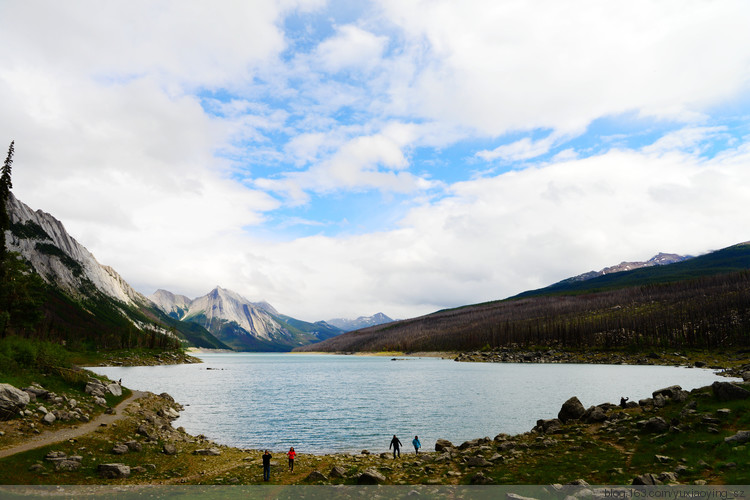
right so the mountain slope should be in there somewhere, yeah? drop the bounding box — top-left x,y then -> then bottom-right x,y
150,287 -> 343,351
4,193 -> 226,350
295,242 -> 750,354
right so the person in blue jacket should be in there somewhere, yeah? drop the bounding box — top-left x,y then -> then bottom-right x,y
412,435 -> 421,454
389,435 -> 403,458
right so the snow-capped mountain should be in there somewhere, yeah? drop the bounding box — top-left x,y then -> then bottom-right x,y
6,192 -> 147,306
327,312 -> 394,332
560,252 -> 693,284
149,286 -> 342,350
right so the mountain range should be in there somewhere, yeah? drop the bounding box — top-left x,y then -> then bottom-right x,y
4,192 -> 350,352
326,313 -> 394,332
149,287 -> 342,351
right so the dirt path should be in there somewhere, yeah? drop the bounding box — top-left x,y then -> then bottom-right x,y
0,390 -> 147,459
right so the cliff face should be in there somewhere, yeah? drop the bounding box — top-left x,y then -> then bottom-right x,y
5,192 -> 148,306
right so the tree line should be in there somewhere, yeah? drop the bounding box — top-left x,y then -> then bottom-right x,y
298,270 -> 750,353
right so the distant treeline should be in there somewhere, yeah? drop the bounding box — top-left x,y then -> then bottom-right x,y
297,271 -> 750,353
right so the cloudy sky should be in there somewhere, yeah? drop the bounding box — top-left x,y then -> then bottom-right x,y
2,1 -> 750,322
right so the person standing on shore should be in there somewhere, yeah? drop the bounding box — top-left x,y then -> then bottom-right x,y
389,434 -> 403,458
412,436 -> 421,454
287,447 -> 296,472
262,450 -> 272,481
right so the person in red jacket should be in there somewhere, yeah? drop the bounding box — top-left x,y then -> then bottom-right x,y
287,447 -> 296,472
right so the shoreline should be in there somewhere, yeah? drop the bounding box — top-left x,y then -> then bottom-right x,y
2,347 -> 748,485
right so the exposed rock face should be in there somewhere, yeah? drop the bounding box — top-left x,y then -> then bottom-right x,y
329,465 -> 347,478
5,192 -> 147,306
0,383 -> 30,416
558,396 -> 586,423
711,381 -> 750,401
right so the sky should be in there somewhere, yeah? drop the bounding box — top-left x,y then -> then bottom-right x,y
2,1 -> 750,322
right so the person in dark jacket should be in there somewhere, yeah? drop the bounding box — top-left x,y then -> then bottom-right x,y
389,435 -> 403,458
262,450 -> 272,481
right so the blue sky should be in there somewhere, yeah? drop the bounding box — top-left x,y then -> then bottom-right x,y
2,0 -> 750,320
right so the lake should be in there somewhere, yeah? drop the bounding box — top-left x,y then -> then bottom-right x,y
89,353 -> 732,455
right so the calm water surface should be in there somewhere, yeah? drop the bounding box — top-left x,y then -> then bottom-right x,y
89,353 -> 732,454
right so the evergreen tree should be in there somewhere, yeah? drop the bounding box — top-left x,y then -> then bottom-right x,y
0,140 -> 14,264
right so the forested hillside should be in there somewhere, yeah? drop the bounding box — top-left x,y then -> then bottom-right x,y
296,244 -> 750,353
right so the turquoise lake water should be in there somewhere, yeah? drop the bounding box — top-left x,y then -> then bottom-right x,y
89,353 -> 733,454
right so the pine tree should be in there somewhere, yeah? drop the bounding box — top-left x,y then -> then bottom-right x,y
0,140 -> 14,264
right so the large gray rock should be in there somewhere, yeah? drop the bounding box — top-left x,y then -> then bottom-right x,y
724,430 -> 750,444
435,439 -> 454,452
583,406 -> 607,423
653,385 -> 682,400
194,447 -> 221,456
42,412 -> 56,425
55,459 -> 81,472
535,418 -> 562,434
558,396 -> 586,423
305,470 -> 328,482
711,382 -> 750,401
632,473 -> 661,485
111,444 -> 129,455
329,465 -> 347,478
106,383 -> 122,397
357,468 -> 386,485
465,456 -> 491,467
0,383 -> 31,415
98,463 -> 131,479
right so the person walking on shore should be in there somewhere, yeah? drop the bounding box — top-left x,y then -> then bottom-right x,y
389,434 -> 403,458
287,447 -> 296,472
412,436 -> 421,454
262,450 -> 272,481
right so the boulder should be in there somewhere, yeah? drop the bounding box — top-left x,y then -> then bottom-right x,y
329,465 -> 347,478
42,412 -> 56,425
194,447 -> 221,456
84,382 -> 106,398
653,385 -> 682,400
583,406 -> 607,423
632,473 -> 661,485
125,440 -> 142,452
357,468 -> 386,485
742,371 -> 750,382
98,463 -> 131,479
111,444 -> 129,455
641,417 -> 669,433
724,430 -> 750,445
44,451 -> 67,462
305,470 -> 328,482
711,382 -> 750,401
162,443 -> 178,455
55,459 -> 81,472
0,383 -> 31,415
106,383 -> 122,397
465,456 -> 491,467
558,396 -> 586,423
435,439 -> 454,452
535,418 -> 562,433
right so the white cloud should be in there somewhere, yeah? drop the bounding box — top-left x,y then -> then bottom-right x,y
477,136 -> 556,162
379,0 -> 750,136
315,25 -> 389,74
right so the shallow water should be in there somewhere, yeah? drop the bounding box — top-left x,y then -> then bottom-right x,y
89,353 -> 732,454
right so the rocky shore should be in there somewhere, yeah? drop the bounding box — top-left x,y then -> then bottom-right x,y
452,347 -> 750,379
2,371 -> 749,485
2,347 -> 749,486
